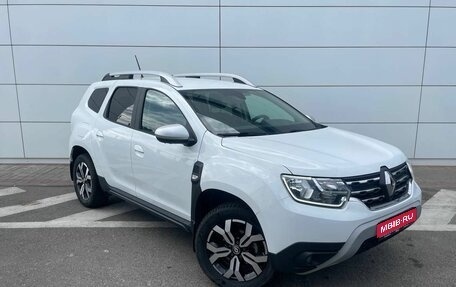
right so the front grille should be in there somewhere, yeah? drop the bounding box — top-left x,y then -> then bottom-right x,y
344,163 -> 412,209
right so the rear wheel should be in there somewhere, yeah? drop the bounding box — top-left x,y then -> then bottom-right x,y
195,203 -> 274,287
72,154 -> 109,208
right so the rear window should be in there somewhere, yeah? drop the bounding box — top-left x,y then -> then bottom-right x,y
88,88 -> 109,113
105,87 -> 138,127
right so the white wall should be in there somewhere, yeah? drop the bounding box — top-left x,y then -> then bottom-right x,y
0,0 -> 454,161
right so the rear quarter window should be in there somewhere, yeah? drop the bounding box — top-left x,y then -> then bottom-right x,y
88,88 -> 109,113
105,87 -> 138,127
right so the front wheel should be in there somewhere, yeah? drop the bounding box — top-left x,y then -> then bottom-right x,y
195,203 -> 274,287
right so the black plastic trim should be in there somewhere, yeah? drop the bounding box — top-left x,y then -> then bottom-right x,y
190,161 -> 204,233
97,175 -> 110,192
69,149 -> 74,181
270,242 -> 344,273
131,87 -> 147,130
343,162 -> 407,182
98,176 -> 192,232
102,73 -> 133,81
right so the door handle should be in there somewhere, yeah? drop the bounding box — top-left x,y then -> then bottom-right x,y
134,145 -> 144,154
95,131 -> 104,139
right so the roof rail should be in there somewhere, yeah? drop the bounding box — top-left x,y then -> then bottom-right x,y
102,71 -> 182,87
174,73 -> 255,87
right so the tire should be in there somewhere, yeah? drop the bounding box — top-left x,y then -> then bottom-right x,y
195,203 -> 274,287
72,154 -> 109,208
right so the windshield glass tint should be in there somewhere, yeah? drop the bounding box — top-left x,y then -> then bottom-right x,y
180,89 -> 322,136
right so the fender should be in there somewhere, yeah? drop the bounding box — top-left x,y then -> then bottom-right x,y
198,154 -> 290,216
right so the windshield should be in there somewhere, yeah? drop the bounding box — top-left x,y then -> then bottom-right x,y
179,89 -> 324,137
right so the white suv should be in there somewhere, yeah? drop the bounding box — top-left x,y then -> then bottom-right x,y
70,71 -> 422,286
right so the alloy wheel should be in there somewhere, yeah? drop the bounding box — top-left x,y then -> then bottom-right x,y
75,162 -> 92,200
206,219 -> 268,282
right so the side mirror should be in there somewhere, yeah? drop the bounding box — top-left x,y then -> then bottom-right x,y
155,124 -> 195,145
305,114 -> 317,123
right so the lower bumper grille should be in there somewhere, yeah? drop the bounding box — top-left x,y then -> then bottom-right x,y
344,162 -> 412,209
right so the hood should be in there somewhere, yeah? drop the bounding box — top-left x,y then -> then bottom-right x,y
221,127 -> 407,178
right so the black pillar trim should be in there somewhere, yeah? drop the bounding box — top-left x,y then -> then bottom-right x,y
191,161 -> 204,235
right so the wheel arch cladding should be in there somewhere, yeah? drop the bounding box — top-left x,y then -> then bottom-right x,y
192,188 -> 258,250
70,145 -> 90,180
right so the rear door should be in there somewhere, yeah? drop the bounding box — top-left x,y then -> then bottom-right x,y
94,86 -> 139,195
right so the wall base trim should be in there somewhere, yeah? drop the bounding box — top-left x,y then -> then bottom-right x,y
408,159 -> 456,166
0,158 -> 69,164
0,158 -> 455,166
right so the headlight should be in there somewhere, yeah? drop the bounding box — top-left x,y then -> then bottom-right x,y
281,175 -> 350,208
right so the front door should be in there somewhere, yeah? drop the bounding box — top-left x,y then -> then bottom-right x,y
131,89 -> 200,220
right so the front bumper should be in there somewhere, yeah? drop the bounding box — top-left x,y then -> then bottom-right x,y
258,180 -> 422,274
270,242 -> 344,273
299,204 -> 421,275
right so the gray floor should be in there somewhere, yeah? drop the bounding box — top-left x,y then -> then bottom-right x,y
0,164 -> 70,186
0,164 -> 455,286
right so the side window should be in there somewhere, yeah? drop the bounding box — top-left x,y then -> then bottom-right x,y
88,88 -> 109,113
141,90 -> 187,133
106,87 -> 138,127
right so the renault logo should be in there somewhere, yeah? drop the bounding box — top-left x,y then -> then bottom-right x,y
379,166 -> 396,199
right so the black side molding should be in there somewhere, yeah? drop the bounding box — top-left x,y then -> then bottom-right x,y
98,176 -> 192,232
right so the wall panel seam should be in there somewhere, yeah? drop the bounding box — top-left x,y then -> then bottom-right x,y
2,121 -> 456,124
10,44 -> 223,48
324,122 -> 456,124
220,6 -> 429,8
11,45 -> 456,48
260,85 -> 422,87
219,0 -> 221,73
260,84 -> 456,87
6,0 -> 25,158
5,4 -> 432,8
0,121 -> 71,123
4,84 -> 449,87
8,4 -> 218,7
414,0 -> 432,157
427,6 -> 456,8
4,84 -> 456,87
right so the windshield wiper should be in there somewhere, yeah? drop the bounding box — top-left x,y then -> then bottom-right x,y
288,129 -> 305,134
216,132 -> 266,137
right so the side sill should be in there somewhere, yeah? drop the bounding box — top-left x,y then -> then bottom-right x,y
98,176 -> 192,232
